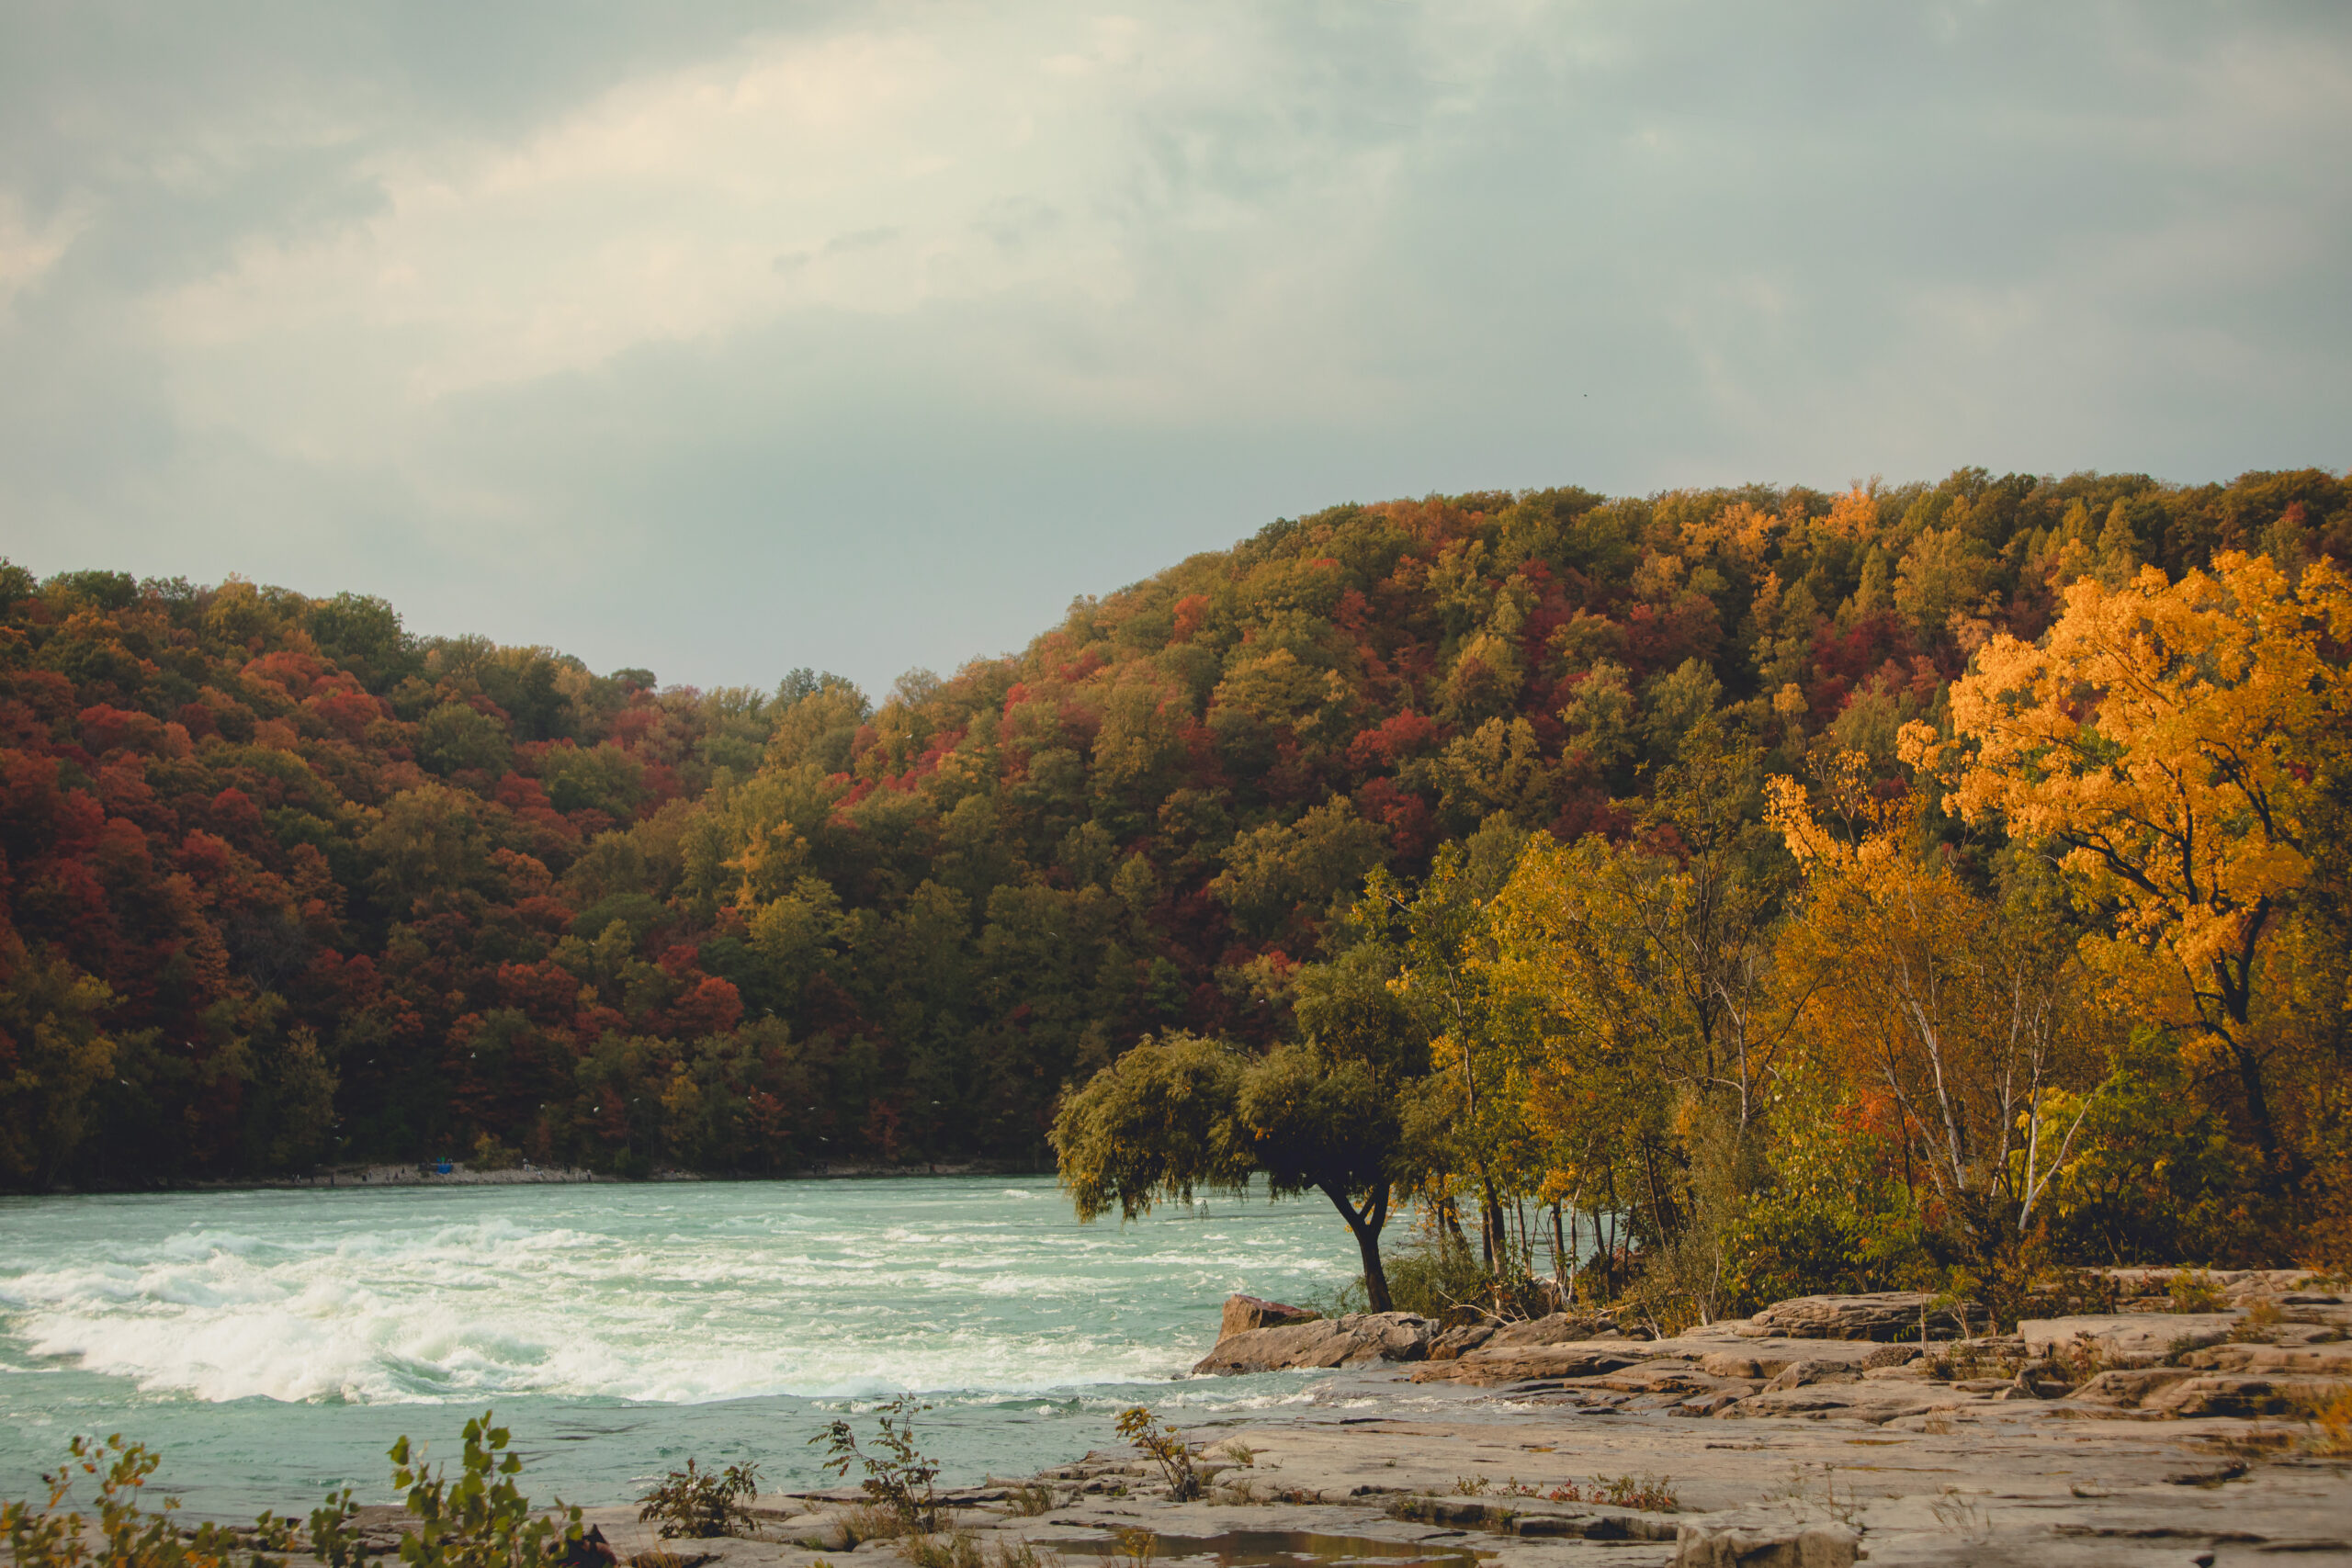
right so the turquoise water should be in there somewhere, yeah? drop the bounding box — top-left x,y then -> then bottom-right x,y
0,1177 -> 1356,1516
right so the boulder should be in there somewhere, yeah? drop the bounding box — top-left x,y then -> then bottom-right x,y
1739,1292 -> 1972,1341
1193,1310 -> 1433,1374
1217,1293 -> 1320,1340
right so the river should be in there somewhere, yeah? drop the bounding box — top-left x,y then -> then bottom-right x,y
0,1176 -> 1358,1516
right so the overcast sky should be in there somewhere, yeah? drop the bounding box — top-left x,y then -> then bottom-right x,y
4,2 -> 2346,696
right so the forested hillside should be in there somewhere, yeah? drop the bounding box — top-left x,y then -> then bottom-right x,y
2,467 -> 2345,1199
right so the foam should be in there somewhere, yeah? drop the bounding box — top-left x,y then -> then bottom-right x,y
0,1178 -> 1346,1408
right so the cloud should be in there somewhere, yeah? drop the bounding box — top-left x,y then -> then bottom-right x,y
1,1 -> 2347,694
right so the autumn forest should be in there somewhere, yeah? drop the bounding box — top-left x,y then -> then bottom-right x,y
5,467 -> 2348,1312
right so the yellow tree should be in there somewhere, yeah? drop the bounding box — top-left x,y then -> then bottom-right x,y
1938,553 -> 2352,1176
1768,758 -> 2102,1314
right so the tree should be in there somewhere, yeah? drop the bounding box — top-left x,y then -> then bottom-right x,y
1050,984 -> 1434,1313
1939,553 -> 2352,1179
0,934 -> 119,1188
1768,756 -> 2103,1318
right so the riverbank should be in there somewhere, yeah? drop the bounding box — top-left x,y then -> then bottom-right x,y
26,1158 -> 1045,1194
95,1277 -> 2352,1566
194,1352 -> 2352,1568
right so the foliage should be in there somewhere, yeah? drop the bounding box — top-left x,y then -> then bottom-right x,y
2,467 -> 2346,1273
1114,1406 -> 1204,1503
388,1413 -> 583,1568
2,1433 -> 288,1568
636,1458 -> 762,1539
810,1396 -> 941,1529
1941,552 -> 2352,1189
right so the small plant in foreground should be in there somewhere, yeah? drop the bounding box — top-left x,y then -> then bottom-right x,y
1449,1475 -> 1490,1497
812,1396 -> 942,1529
2169,1269 -> 2226,1314
1001,1483 -> 1056,1517
390,1412 -> 586,1568
1114,1407 -> 1204,1503
636,1459 -> 762,1539
898,1529 -> 982,1568
2306,1385 -> 2352,1457
1543,1474 -> 1677,1513
3,1433 -> 285,1568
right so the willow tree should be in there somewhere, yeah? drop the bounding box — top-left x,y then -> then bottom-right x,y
1051,946 -> 1435,1314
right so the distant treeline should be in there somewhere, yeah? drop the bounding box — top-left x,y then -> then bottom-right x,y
1,468 -> 2345,1203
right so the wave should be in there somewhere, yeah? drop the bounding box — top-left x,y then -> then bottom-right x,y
0,1179 -> 1346,1408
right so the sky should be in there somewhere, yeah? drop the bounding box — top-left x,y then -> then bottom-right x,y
4,1 -> 2348,698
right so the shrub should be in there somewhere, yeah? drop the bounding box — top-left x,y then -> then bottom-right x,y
637,1459 -> 762,1540
811,1396 -> 941,1529
3,1433 -> 286,1568
388,1413 -> 584,1568
1114,1408 -> 1203,1503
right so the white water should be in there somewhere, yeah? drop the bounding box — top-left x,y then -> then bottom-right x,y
0,1177 -> 1361,1511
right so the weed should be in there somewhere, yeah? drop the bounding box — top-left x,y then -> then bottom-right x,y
2,1433 -> 297,1568
637,1460 -> 762,1540
812,1396 -> 943,1529
1592,1474 -> 1678,1514
1768,1465 -> 1858,1530
2231,1299 -> 2285,1343
1928,1486 -> 1988,1540
1214,1440 -> 1260,1468
843,1505 -> 915,1546
1000,1483 -> 1056,1517
1114,1408 -> 1204,1503
2168,1269 -> 2226,1314
899,1529 -> 983,1568
390,1414 -> 587,1568
1541,1475 -> 1676,1513
1449,1475 -> 1490,1497
985,1542 -> 1057,1568
1111,1528 -> 1156,1568
2308,1385 -> 2352,1457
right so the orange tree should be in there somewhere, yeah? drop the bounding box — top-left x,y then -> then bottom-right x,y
1938,553 -> 2352,1190
1767,754 -> 2107,1318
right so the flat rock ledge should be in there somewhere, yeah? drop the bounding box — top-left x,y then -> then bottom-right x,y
1193,1310 -> 1436,1373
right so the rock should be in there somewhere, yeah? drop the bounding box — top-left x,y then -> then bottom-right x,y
1193,1311 -> 1433,1374
1762,1359 -> 1859,1393
1407,1341 -> 1647,1385
2070,1367 -> 2197,1408
2018,1313 -> 2235,1364
2179,1342 -> 2352,1374
2141,1374 -> 2307,1418
1724,1382 -> 1951,1424
1218,1293 -> 1321,1340
1862,1343 -> 1922,1369
1673,1524 -> 1860,1566
1702,1352 -> 1764,1380
1426,1323 -> 1496,1360
1485,1311 -> 1617,1348
1741,1292 -> 1971,1341
553,1526 -> 619,1568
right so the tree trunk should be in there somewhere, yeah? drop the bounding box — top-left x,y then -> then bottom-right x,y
1321,1180 -> 1394,1314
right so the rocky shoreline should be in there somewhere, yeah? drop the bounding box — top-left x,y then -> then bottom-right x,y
104,1273 -> 2352,1567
